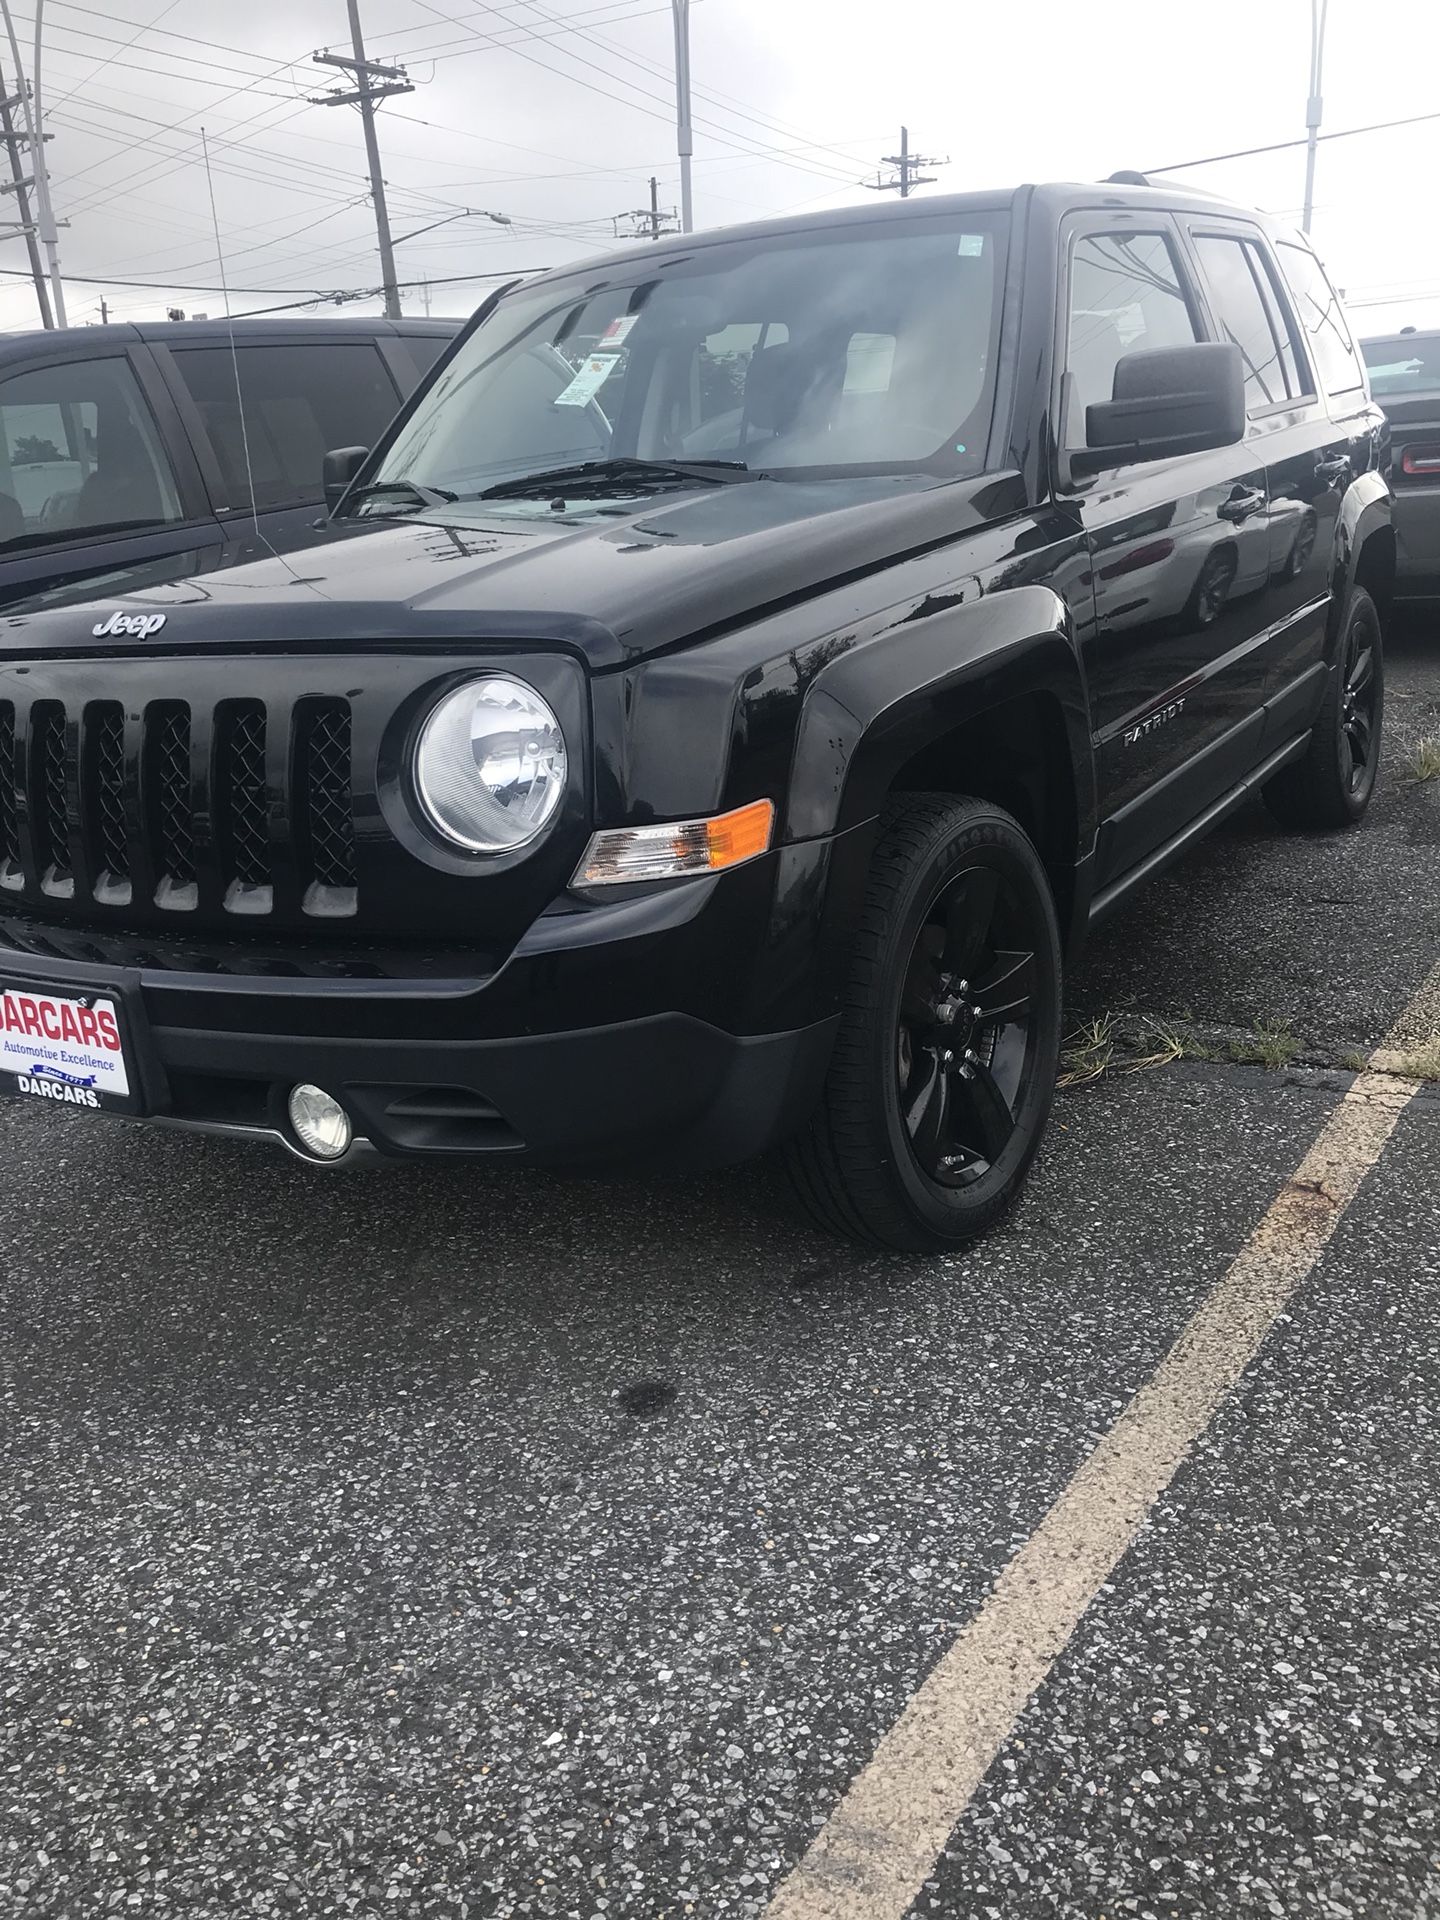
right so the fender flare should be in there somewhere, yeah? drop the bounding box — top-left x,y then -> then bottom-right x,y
785,582 -> 1095,850
1329,470 -> 1394,644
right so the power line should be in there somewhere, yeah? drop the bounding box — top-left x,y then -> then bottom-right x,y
0,261 -> 537,296
408,0 -> 864,187
506,0 -> 868,175
1147,106 -> 1440,177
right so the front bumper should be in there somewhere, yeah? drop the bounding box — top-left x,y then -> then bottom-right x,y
0,835 -> 866,1168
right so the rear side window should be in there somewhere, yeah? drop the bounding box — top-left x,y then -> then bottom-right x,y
398,333 -> 452,383
1276,243 -> 1365,397
1362,334 -> 1440,396
1065,231 -> 1200,440
1193,234 -> 1293,413
170,342 -> 401,511
0,355 -> 184,547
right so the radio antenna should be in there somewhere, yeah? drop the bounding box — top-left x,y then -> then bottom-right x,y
201,127 -> 262,544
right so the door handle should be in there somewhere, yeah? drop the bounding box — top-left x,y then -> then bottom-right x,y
1218,486 -> 1266,522
1315,454 -> 1350,484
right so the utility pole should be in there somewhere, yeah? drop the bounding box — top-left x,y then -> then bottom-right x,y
98,294 -> 108,323
612,177 -> 679,242
866,125 -> 947,199
0,65 -> 50,328
670,0 -> 693,232
0,0 -> 65,326
309,1 -> 413,319
1302,0 -> 1329,234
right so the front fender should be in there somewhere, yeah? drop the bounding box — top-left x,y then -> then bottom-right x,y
786,582 -> 1095,848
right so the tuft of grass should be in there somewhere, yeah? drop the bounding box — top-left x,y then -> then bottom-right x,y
1125,1018 -> 1186,1074
1058,1014 -> 1115,1087
1340,1049 -> 1370,1074
1406,737 -> 1440,784
1393,1038 -> 1440,1081
1228,1018 -> 1301,1070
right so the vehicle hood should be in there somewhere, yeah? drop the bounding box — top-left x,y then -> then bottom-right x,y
0,472 -> 1023,670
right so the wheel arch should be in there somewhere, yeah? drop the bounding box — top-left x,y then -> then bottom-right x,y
1330,469 -> 1395,638
787,583 -> 1095,936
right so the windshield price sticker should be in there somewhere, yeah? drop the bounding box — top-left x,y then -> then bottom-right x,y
1,986 -> 131,1104
553,353 -> 622,408
599,314 -> 638,346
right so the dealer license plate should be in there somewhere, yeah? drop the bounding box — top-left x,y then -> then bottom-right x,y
0,984 -> 132,1110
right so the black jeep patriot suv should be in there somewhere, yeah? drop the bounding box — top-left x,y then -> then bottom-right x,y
0,180 -> 1391,1251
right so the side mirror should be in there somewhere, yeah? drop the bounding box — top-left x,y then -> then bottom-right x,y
1080,342 -> 1245,473
323,445 -> 369,515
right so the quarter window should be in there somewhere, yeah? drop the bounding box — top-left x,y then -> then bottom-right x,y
0,356 -> 184,547
1193,234 -> 1291,413
170,342 -> 401,511
1276,242 -> 1365,396
1066,231 -> 1200,442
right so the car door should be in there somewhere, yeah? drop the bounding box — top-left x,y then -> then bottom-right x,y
0,341 -> 223,609
1057,214 -> 1271,887
154,336 -> 407,556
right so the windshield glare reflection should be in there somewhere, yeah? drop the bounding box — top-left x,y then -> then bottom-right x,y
371,213 -> 1008,500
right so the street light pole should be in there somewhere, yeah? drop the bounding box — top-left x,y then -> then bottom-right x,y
1302,0 -> 1329,234
671,0 -> 693,233
391,207 -> 510,247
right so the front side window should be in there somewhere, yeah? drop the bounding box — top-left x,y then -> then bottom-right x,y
1277,242 -> 1365,397
366,214 -> 1009,499
171,342 -> 401,510
1193,234 -> 1291,413
1065,231 -> 1200,440
0,357 -> 183,547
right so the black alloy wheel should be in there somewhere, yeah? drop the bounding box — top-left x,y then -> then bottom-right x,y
1264,584 -> 1384,829
1339,609 -> 1378,795
786,794 -> 1062,1252
897,865 -> 1041,1189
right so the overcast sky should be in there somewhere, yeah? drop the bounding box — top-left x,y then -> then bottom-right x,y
1,0 -> 1435,337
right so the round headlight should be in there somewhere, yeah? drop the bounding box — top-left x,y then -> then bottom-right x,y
414,675 -> 567,852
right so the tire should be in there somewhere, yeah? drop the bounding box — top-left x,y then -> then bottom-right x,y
784,794 -> 1063,1253
1263,585 -> 1383,829
1184,546 -> 1237,629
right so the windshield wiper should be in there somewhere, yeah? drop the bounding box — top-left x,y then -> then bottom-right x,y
476,456 -> 753,501
343,478 -> 458,515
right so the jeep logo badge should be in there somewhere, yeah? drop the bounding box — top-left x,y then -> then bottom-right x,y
92,610 -> 167,639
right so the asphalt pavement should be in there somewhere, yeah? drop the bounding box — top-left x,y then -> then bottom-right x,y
2,631 -> 1438,1919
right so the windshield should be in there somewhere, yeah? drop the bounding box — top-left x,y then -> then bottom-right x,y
366,212 -> 1009,500
1361,333 -> 1440,395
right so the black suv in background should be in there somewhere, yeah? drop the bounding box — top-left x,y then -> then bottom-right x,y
0,183 -> 1391,1249
0,316 -> 458,607
1362,326 -> 1440,605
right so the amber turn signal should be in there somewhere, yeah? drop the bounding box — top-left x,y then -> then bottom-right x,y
573,799 -> 775,887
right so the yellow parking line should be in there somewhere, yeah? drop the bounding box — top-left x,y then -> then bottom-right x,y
766,973 -> 1438,1920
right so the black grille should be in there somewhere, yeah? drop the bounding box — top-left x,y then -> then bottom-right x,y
0,692 -> 359,919
219,702 -> 269,889
151,704 -> 195,890
32,702 -> 72,890
300,700 -> 357,892
0,702 -> 17,882
91,703 -> 129,885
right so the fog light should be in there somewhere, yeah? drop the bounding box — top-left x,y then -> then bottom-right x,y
288,1083 -> 352,1160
